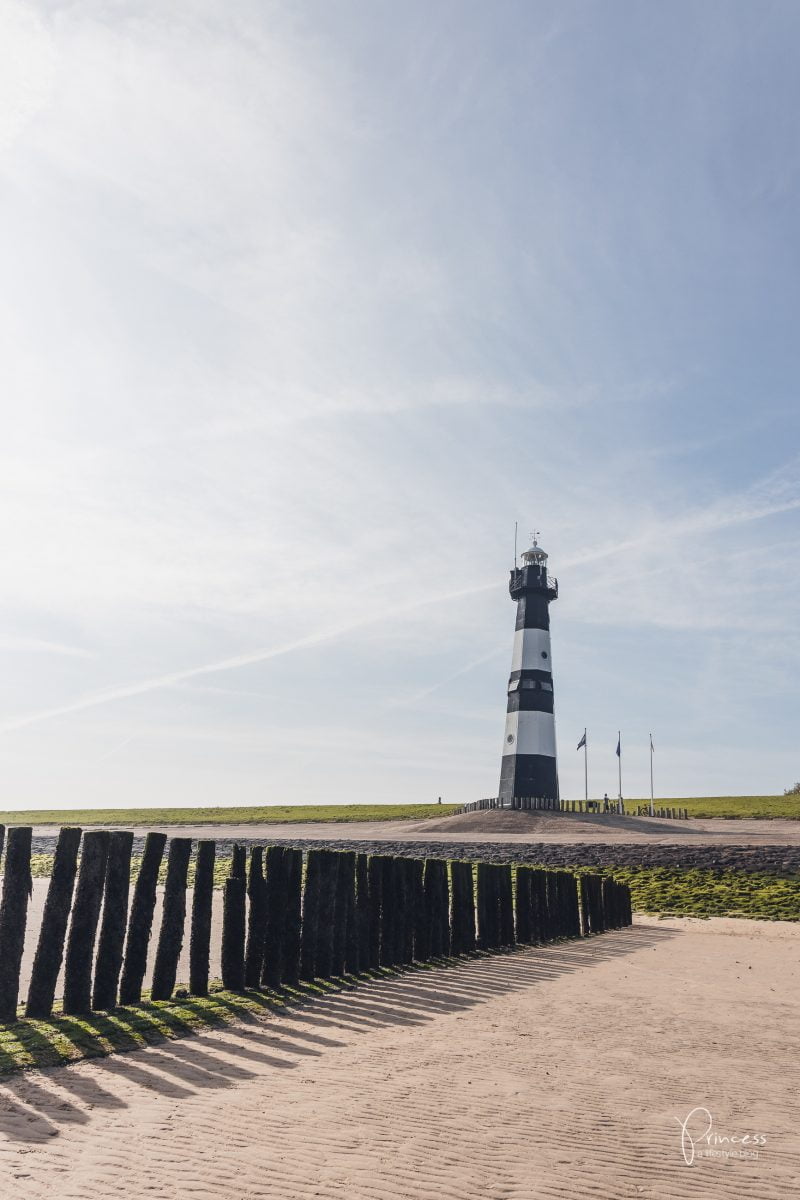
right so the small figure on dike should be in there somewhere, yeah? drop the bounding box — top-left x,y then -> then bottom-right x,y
603,792 -> 609,813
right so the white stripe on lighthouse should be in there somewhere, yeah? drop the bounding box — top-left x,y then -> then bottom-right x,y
501,709 -> 557,758
510,627 -> 552,673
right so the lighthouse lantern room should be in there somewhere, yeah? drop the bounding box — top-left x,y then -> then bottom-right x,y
498,532 -> 560,806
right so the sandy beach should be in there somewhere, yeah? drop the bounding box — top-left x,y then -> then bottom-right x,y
1,916 -> 797,1199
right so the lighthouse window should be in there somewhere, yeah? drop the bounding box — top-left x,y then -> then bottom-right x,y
521,680 -> 539,690
507,679 -> 520,692
541,681 -> 553,692
541,650 -> 548,660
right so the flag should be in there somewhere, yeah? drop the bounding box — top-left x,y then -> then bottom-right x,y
576,731 -> 586,751
616,736 -> 621,757
650,734 -> 655,753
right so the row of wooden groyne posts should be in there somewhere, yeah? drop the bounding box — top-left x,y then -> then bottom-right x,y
459,797 -> 689,819
0,825 -> 632,1024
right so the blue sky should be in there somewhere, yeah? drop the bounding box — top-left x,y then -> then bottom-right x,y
0,0 -> 798,807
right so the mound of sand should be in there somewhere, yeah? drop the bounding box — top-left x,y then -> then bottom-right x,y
409,807 -> 684,836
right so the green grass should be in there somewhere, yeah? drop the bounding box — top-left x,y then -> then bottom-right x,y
625,795 -> 800,819
3,796 -> 800,825
0,803 -> 460,828
593,866 -> 800,921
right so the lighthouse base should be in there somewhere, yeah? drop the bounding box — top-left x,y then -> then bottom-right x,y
498,753 -> 559,806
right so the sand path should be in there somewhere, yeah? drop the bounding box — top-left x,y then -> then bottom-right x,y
27,811 -> 800,845
1,917 -> 797,1199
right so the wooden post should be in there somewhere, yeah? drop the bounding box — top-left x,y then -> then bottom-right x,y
498,865 -> 515,946
424,859 -> 442,958
332,851 -> 355,976
63,831 -> 110,1014
120,832 -> 168,1005
354,853 -> 371,971
314,850 -> 337,979
93,830 -> 134,1009
514,866 -> 532,944
408,857 -> 425,961
231,844 -> 246,879
0,827 -> 33,1021
344,852 -> 360,975
26,827 -> 82,1019
462,862 -> 476,953
245,847 -> 267,988
379,856 -> 396,967
282,848 -> 303,986
366,855 -> 383,970
476,862 -> 490,950
189,840 -> 216,996
404,859 -> 417,964
262,846 -> 287,988
299,850 -> 322,982
151,838 -> 192,1001
221,875 -> 246,991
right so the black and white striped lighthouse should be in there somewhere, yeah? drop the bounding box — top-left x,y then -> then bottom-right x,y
498,533 -> 559,806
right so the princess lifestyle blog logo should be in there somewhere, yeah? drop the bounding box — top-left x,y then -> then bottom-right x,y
674,1107 -> 768,1166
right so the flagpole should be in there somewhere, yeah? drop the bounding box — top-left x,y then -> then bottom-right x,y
649,734 -> 654,817
617,730 -> 622,812
584,728 -> 588,804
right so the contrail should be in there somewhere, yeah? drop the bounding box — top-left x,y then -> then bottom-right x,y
94,733 -> 138,763
0,579 -> 499,735
393,644 -> 507,707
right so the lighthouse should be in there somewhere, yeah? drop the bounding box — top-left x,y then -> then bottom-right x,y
498,533 -> 559,806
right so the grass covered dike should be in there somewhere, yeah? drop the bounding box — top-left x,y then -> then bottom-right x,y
0,803 -> 461,828
0,795 -> 799,827
657,795 -> 800,820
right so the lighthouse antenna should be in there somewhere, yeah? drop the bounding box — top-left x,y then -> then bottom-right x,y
514,521 -> 518,569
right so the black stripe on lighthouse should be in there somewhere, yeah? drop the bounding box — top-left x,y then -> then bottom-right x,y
498,538 -> 559,805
